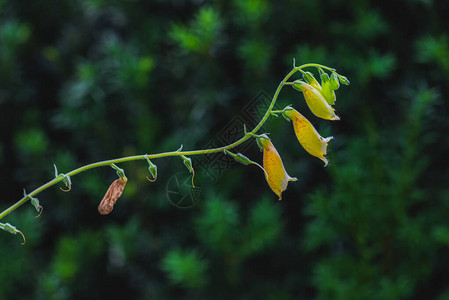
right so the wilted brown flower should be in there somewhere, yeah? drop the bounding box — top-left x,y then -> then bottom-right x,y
98,177 -> 127,215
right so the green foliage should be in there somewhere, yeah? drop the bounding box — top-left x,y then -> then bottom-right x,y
195,195 -> 239,255
0,211 -> 43,298
14,128 -> 49,156
240,197 -> 283,257
0,20 -> 30,80
303,86 -> 441,300
106,218 -> 142,268
233,0 -> 270,25
195,195 -> 282,259
358,52 -> 396,85
238,39 -> 273,72
1,0 -> 449,299
158,195 -> 283,293
170,7 -> 222,55
416,35 -> 449,75
161,249 -> 209,289
332,9 -> 387,40
38,231 -> 105,299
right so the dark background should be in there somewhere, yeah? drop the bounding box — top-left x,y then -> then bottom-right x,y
1,0 -> 449,299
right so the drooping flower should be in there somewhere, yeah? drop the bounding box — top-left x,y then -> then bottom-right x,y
98,177 -> 127,215
283,107 -> 333,166
257,135 -> 297,200
292,80 -> 340,121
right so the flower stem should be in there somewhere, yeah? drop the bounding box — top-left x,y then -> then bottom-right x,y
0,63 -> 329,221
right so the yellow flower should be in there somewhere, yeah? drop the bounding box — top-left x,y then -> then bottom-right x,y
302,71 -> 336,105
293,80 -> 340,121
283,108 -> 333,166
258,135 -> 297,200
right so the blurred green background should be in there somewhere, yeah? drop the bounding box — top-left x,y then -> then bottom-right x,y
1,0 -> 449,299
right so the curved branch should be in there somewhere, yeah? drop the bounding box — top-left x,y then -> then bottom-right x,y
0,63 -> 333,221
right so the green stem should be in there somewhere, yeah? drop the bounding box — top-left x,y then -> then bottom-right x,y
0,63 -> 327,221
270,110 -> 285,114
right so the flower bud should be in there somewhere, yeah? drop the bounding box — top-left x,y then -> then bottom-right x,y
257,135 -> 297,200
320,73 -> 336,105
302,71 -> 321,90
98,177 -> 127,215
1,222 -> 26,244
338,74 -> 350,85
225,149 -> 268,177
145,156 -> 157,182
181,155 -> 193,173
292,80 -> 340,120
180,155 -> 195,188
24,189 -> 43,217
225,150 -> 253,165
54,164 -> 72,192
330,72 -> 340,90
283,108 -> 333,166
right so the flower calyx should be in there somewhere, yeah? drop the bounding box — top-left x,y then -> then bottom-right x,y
145,155 -> 158,182
24,189 -> 43,218
0,222 -> 26,245
54,164 -> 72,192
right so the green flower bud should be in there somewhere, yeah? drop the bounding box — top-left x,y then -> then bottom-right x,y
225,150 -> 252,165
338,74 -> 350,85
180,155 -> 195,188
1,222 -> 26,244
54,164 -> 72,192
320,73 -> 336,105
320,72 -> 330,84
224,150 -> 268,178
302,71 -> 321,90
24,189 -> 43,217
181,155 -> 193,173
1,222 -> 18,234
330,72 -> 340,90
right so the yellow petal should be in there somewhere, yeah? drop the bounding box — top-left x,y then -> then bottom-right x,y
259,137 -> 297,200
284,108 -> 333,166
293,80 -> 340,121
